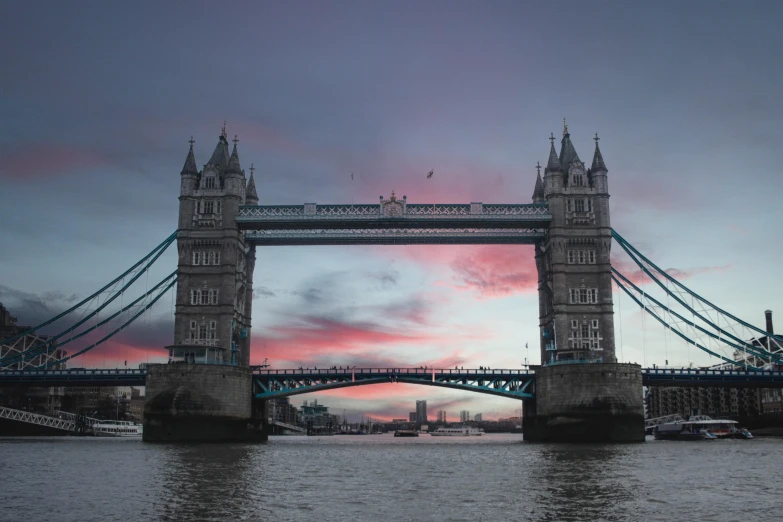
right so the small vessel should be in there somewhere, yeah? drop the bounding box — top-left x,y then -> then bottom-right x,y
90,420 -> 143,437
430,426 -> 485,436
654,416 -> 752,440
393,429 -> 418,437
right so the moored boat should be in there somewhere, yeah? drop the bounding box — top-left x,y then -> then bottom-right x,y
654,415 -> 751,440
90,420 -> 143,437
430,426 -> 484,436
393,429 -> 418,437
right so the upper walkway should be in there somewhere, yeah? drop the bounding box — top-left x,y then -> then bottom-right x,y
236,202 -> 551,245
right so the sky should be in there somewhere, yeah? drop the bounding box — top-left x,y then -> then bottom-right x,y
1,1 -> 782,422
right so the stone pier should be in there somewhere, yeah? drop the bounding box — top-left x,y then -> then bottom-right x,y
523,363 -> 644,442
143,364 -> 266,442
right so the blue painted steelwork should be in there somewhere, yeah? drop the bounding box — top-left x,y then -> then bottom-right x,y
4,366 -> 783,392
236,201 -> 552,245
642,367 -> 783,388
252,368 -> 536,399
0,368 -> 147,387
0,232 -> 177,348
612,229 -> 783,347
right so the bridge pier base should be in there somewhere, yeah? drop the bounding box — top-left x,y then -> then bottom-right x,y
143,364 -> 266,442
523,363 -> 644,442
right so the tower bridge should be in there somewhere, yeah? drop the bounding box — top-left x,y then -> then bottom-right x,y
3,122 -> 781,442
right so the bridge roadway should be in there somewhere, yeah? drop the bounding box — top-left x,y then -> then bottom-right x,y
1,367 -> 783,393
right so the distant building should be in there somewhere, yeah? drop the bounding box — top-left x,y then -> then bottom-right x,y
298,399 -> 338,429
415,400 -> 427,426
268,397 -> 298,425
474,413 -> 482,422
409,411 -> 416,422
460,410 -> 470,423
392,419 -> 408,423
436,410 -> 447,423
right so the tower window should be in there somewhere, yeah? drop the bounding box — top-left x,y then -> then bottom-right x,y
573,175 -> 584,187
567,249 -> 597,264
569,288 -> 599,304
193,252 -> 202,265
574,199 -> 585,212
204,177 -> 216,189
202,201 -> 214,214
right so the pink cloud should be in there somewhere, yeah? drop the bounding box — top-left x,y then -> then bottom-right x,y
0,143 -> 106,180
611,255 -> 730,287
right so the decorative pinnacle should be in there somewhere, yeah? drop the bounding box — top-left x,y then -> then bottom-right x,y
549,132 -> 555,145
221,121 -> 227,138
250,163 -> 255,176
594,132 -> 600,144
536,161 -> 541,175
563,118 -> 568,136
233,134 -> 239,146
188,136 -> 195,148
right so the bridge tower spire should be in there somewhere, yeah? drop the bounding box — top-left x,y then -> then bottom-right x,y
169,127 -> 255,367
535,125 -> 615,365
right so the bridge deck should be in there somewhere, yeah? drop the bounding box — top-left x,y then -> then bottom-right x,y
2,366 -> 782,390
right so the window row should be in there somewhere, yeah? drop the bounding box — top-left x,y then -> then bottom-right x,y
567,198 -> 593,213
190,289 -> 219,305
189,320 -> 217,340
571,319 -> 600,330
568,288 -> 598,304
199,200 -> 222,215
192,250 -> 221,265
567,249 -> 596,264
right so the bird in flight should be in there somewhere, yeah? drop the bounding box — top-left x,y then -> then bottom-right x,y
427,170 -> 434,179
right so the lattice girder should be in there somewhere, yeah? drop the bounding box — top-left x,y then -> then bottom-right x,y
252,368 -> 536,399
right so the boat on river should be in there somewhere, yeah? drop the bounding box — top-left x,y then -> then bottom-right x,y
89,420 -> 143,437
430,426 -> 484,436
393,429 -> 418,437
653,416 -> 752,440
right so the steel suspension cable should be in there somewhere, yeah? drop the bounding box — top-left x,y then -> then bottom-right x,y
612,229 -> 783,343
612,232 -> 778,360
0,235 -> 176,363
0,231 -> 176,346
41,277 -> 178,368
611,274 -> 748,368
1,271 -> 177,365
612,268 -> 783,364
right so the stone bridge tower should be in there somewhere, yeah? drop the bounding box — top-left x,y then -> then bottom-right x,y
526,124 -> 643,442
144,127 -> 264,442
535,125 -> 615,365
167,128 -> 257,367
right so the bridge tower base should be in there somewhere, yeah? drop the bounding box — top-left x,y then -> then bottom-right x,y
142,364 -> 266,442
523,363 -> 644,442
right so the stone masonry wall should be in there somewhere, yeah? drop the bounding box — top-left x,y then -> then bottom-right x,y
144,364 -> 251,420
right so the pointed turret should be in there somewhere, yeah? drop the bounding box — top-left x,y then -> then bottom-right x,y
545,134 -> 561,172
591,133 -> 607,172
558,121 -> 581,172
532,162 -> 545,203
245,164 -> 258,205
181,137 -> 198,176
206,128 -> 230,170
225,138 -> 242,176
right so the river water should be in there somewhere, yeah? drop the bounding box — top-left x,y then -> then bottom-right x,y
0,434 -> 780,522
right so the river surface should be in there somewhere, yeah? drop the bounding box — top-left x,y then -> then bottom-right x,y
1,433 -> 780,522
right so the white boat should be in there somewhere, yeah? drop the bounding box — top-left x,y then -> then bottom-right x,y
654,415 -> 752,441
430,426 -> 484,436
90,420 -> 143,437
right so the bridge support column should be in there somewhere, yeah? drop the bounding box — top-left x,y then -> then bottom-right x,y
143,364 -> 266,442
523,363 -> 644,442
